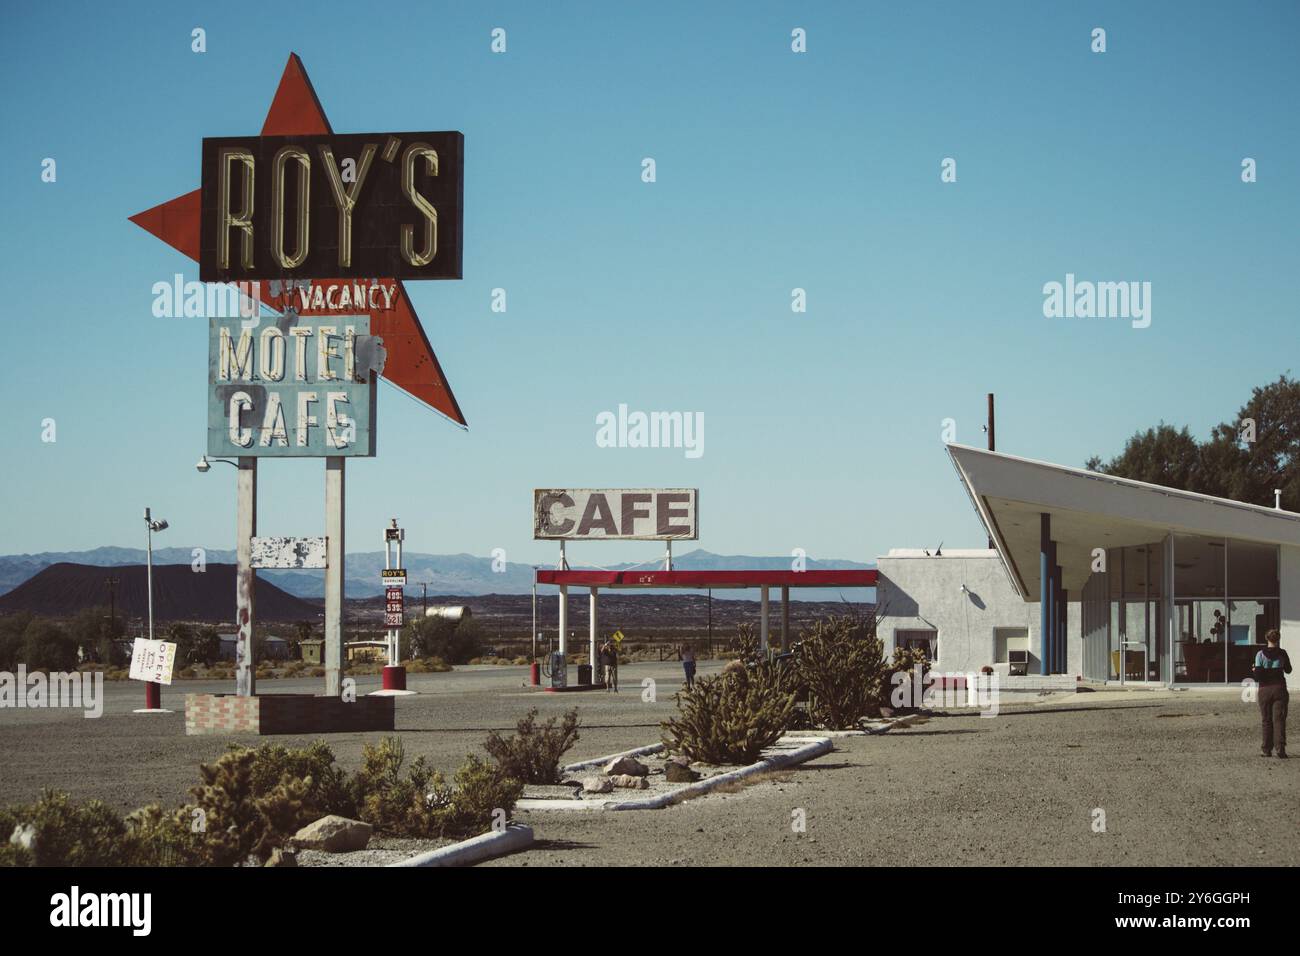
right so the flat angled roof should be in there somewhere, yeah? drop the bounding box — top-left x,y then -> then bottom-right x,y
535,568 -> 877,589
946,443 -> 1300,599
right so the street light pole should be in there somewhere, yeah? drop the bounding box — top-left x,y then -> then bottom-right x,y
140,507 -> 169,712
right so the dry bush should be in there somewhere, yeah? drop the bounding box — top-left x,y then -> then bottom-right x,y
793,614 -> 890,729
662,665 -> 795,765
483,708 -> 581,784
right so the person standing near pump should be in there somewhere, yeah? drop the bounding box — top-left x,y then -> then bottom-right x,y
606,638 -> 619,692
681,641 -> 697,691
598,639 -> 613,692
1254,629 -> 1291,758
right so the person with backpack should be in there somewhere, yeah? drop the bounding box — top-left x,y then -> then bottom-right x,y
680,642 -> 697,691
1254,629 -> 1292,758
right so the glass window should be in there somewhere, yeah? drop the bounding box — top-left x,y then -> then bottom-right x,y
994,627 -> 1028,663
895,628 -> 937,663
1174,535 -> 1226,683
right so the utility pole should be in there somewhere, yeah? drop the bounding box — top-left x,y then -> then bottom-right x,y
421,581 -> 428,616
986,392 -> 996,550
707,588 -> 712,657
105,576 -> 118,633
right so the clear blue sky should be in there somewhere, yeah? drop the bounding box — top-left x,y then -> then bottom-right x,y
2,1 -> 1297,568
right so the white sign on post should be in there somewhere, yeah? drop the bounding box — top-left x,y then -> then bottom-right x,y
129,639 -> 178,685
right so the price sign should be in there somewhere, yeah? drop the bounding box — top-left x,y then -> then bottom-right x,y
384,585 -> 404,628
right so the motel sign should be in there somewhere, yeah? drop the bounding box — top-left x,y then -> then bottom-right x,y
207,314 -> 379,457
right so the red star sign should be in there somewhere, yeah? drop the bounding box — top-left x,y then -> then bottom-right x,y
129,53 -> 467,427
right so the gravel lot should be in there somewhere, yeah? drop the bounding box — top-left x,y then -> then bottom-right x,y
0,661 -> 715,811
2,666 -> 1294,867
497,687 -> 1298,867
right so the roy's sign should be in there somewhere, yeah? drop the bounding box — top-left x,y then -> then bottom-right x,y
208,313 -> 380,457
199,131 -> 464,283
534,489 -> 699,541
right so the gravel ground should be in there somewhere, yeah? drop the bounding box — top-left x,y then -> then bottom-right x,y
490,689 -> 1299,867
295,836 -> 453,867
0,660 -> 715,812
3,668 -> 1295,867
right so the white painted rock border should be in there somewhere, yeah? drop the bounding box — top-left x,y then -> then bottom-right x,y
519,735 -> 833,813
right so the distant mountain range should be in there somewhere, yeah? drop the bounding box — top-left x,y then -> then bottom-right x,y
0,548 -> 874,602
0,563 -> 318,623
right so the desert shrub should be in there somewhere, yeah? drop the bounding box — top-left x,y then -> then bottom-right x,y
889,645 -> 931,708
793,615 -> 890,729
354,736 -> 437,835
734,622 -> 761,664
405,616 -> 483,664
0,613 -> 34,670
404,657 -> 451,673
662,665 -> 796,765
242,741 -> 356,820
183,747 -> 314,865
0,790 -> 138,866
21,619 -> 78,671
482,708 -> 580,784
435,755 -> 523,838
189,627 -> 221,667
353,737 -> 522,839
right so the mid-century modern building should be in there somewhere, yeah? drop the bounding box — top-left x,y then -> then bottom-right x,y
893,444 -> 1299,689
875,548 -> 1080,680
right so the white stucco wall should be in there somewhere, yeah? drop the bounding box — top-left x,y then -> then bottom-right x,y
876,550 -> 1082,676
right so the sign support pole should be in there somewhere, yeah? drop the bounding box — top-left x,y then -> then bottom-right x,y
235,457 -> 257,697
325,458 -> 345,698
589,587 -> 598,686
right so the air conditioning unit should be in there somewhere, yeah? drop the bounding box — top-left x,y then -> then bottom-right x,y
1008,650 -> 1029,676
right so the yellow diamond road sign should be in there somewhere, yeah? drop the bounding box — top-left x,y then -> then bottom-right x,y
612,630 -> 624,644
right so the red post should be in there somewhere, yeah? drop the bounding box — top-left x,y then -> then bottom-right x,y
144,681 -> 161,710
382,665 -> 406,691
530,661 -> 541,686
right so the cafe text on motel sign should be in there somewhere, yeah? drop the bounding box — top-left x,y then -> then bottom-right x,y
534,489 -> 699,541
200,131 -> 464,283
208,313 -> 379,457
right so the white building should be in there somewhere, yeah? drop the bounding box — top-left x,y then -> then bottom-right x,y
894,444 -> 1300,689
876,549 -> 1081,680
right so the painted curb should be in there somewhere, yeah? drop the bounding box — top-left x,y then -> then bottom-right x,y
563,742 -> 667,773
786,713 -> 925,737
388,823 -> 534,867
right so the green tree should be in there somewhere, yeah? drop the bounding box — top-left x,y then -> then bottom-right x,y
1085,424 -> 1206,491
404,616 -> 482,664
1087,376 -> 1300,510
22,619 -> 78,671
